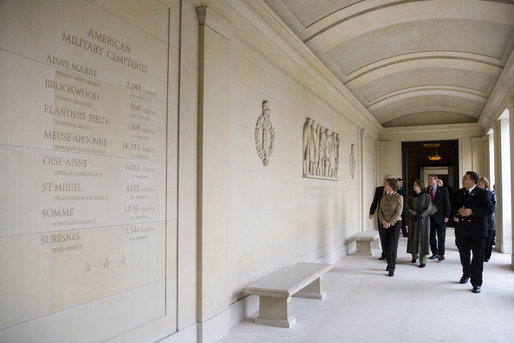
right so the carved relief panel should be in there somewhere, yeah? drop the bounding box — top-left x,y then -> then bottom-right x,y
303,117 -> 339,180
349,143 -> 356,179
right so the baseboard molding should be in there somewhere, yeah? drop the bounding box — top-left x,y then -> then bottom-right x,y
314,243 -> 348,264
157,323 -> 198,343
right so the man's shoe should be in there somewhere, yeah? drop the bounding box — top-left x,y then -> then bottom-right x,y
484,259 -> 489,262
429,255 -> 438,260
388,269 -> 394,277
472,286 -> 481,293
378,256 -> 386,260
459,275 -> 470,284
419,263 -> 426,268
411,258 -> 417,263
438,255 -> 445,261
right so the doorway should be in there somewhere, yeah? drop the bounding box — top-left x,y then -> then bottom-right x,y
401,140 -> 459,199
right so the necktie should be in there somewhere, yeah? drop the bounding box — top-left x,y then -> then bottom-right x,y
430,188 -> 434,201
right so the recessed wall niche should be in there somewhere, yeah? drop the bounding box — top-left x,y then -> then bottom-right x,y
302,117 -> 340,180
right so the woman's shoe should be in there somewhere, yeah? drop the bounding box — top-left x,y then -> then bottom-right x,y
418,263 -> 426,268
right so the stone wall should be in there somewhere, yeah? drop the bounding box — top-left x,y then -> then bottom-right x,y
0,0 -> 185,342
0,1 -> 380,342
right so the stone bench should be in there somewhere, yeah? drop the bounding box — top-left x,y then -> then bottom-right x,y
347,229 -> 380,255
245,262 -> 332,328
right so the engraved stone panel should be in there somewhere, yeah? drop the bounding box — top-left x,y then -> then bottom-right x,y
50,224 -> 165,312
0,0 -> 173,337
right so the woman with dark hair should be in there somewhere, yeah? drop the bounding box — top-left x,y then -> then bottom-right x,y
406,179 -> 435,268
378,178 -> 403,277
478,176 -> 496,262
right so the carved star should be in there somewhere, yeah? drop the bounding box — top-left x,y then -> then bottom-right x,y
84,262 -> 92,272
103,258 -> 110,269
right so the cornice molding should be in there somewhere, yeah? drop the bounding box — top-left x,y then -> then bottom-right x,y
380,123 -> 482,135
478,48 -> 514,131
470,136 -> 487,143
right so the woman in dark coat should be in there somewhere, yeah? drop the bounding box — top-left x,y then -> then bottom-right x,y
407,179 -> 435,268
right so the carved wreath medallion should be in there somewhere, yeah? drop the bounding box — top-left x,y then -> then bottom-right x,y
255,100 -> 275,166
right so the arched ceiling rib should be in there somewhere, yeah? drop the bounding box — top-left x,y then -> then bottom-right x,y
264,0 -> 514,127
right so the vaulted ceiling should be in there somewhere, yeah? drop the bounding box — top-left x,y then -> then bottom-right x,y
264,0 -> 514,128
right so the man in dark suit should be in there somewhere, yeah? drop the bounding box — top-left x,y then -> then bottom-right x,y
427,174 -> 450,261
369,174 -> 393,260
453,171 -> 494,293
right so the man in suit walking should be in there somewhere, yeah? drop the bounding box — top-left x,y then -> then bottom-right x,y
453,171 -> 494,293
427,174 -> 450,261
369,174 -> 393,260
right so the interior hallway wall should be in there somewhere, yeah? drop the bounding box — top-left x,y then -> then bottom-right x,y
361,129 -> 379,231
0,0 -> 383,342
0,0 -> 201,342
195,1 -> 380,341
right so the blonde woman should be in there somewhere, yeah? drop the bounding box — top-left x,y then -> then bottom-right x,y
406,179 -> 435,268
378,178 -> 403,277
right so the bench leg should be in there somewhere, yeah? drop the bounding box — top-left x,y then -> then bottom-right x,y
254,296 -> 296,328
356,240 -> 372,255
294,277 -> 326,300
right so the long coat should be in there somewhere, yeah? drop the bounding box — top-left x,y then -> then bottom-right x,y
406,192 -> 435,255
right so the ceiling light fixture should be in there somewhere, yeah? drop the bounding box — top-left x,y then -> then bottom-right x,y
424,143 -> 442,161
428,152 -> 442,161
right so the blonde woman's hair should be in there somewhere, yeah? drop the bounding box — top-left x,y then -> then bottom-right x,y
478,176 -> 490,189
385,178 -> 400,192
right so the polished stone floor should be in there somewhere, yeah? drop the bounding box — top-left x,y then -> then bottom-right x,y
217,231 -> 514,343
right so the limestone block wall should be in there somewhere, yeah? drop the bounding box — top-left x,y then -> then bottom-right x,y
361,130 -> 379,230
0,0 -> 381,342
0,0 -> 198,342
196,1 -> 380,341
